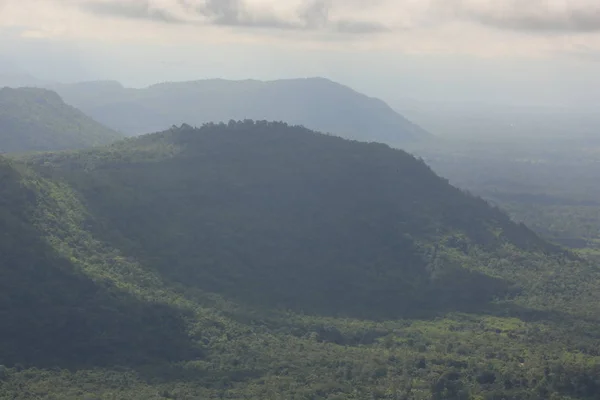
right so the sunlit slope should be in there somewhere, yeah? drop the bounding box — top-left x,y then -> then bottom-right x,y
0,157 -> 196,368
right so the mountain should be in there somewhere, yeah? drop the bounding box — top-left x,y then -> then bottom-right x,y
29,121 -> 556,319
1,121 -> 599,399
50,78 -> 431,145
0,157 -> 195,368
0,58 -> 43,88
0,73 -> 42,89
0,87 -> 123,153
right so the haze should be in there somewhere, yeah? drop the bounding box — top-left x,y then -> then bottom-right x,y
4,2 -> 600,398
2,0 -> 600,114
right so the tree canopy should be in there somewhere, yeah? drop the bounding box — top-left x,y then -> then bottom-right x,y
0,87 -> 122,153
1,122 -> 598,399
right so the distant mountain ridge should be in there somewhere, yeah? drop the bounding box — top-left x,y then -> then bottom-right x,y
50,77 -> 431,145
0,58 -> 45,88
0,73 -> 42,88
0,87 -> 122,153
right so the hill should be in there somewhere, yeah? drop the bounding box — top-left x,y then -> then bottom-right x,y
30,121 -> 557,318
0,157 -> 197,368
1,122 -> 599,399
0,87 -> 122,153
50,78 -> 431,145
0,73 -> 41,89
0,58 -> 43,88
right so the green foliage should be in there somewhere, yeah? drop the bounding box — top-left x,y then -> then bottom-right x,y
1,122 -> 599,399
412,138 -> 600,250
0,87 -> 122,153
29,121 -> 560,318
499,202 -> 600,250
0,157 -> 197,369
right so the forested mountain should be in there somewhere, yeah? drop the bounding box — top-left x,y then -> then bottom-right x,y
1,121 -> 599,399
0,87 -> 122,153
50,78 -> 431,145
0,157 -> 194,368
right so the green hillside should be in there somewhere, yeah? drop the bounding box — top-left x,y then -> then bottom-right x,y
1,122 -> 599,399
0,157 -> 197,369
0,87 -> 122,153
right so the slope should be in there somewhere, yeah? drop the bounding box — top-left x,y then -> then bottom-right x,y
50,78 -> 431,145
0,156 -> 196,369
0,58 -> 43,88
31,120 -> 558,319
2,121 -> 599,399
0,87 -> 122,153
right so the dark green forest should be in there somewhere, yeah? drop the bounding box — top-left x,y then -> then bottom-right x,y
0,87 -> 122,153
1,121 -> 600,399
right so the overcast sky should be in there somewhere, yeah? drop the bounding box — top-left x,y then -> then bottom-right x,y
1,0 -> 600,107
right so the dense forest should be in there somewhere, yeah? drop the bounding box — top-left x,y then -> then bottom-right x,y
411,138 -> 600,252
0,87 -> 122,153
1,121 -> 599,399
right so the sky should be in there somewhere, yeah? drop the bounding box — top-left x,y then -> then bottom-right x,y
1,0 -> 600,108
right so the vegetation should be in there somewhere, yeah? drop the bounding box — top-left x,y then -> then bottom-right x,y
0,87 -> 122,153
412,137 -> 600,250
1,121 -> 599,399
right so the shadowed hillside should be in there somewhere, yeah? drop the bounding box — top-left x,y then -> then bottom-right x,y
0,157 -> 198,369
30,121 -> 559,319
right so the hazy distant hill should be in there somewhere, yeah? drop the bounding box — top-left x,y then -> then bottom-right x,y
0,87 -> 122,153
51,78 -> 431,145
0,59 -> 44,88
0,73 -> 42,88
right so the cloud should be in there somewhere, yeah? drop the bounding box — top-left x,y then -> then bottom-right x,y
2,0 -> 600,59
197,0 -> 246,26
452,0 -> 600,33
195,0 -> 300,29
79,0 -> 390,34
80,0 -> 600,37
82,1 -> 187,24
334,20 -> 389,34
299,0 -> 330,29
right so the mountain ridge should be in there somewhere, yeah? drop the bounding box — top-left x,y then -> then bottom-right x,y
50,77 -> 432,145
0,58 -> 44,88
0,87 -> 123,153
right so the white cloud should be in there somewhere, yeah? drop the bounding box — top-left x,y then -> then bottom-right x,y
0,0 -> 599,57
449,0 -> 600,33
